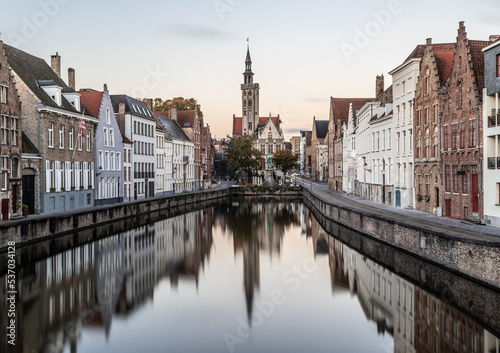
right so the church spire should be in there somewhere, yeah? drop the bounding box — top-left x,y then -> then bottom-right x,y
244,38 -> 254,84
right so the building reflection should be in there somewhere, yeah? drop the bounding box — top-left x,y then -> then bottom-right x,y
0,209 -> 213,353
304,209 -> 500,353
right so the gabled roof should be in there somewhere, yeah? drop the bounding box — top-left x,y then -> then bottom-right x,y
3,44 -> 94,117
22,132 -> 39,155
314,120 -> 329,139
80,91 -> 104,118
156,114 -> 191,141
177,110 -> 197,129
469,40 -> 490,89
331,97 -> 373,124
110,95 -> 155,121
258,116 -> 280,130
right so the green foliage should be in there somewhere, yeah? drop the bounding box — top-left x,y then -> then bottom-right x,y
273,149 -> 298,174
227,135 -> 264,177
148,97 -> 204,120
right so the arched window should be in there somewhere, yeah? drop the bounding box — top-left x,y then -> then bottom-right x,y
458,80 -> 463,108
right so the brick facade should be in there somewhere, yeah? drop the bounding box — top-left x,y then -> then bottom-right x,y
414,39 -> 455,215
0,40 -> 22,220
440,22 -> 489,220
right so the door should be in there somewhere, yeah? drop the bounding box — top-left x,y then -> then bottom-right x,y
472,174 -> 479,213
12,184 -> 18,214
396,190 -> 401,207
445,199 -> 452,218
382,174 -> 386,204
134,183 -> 138,200
1,199 -> 9,220
22,175 -> 35,215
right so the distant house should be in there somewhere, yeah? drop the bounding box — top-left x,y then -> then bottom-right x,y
4,46 -> 98,214
80,84 -> 124,206
111,95 -> 156,199
311,117 -> 328,181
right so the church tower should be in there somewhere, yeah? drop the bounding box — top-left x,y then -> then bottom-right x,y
241,40 -> 259,136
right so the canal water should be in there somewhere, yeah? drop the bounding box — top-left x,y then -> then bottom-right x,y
1,197 -> 499,353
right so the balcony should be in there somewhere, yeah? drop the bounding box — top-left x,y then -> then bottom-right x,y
487,157 -> 500,169
488,114 -> 500,128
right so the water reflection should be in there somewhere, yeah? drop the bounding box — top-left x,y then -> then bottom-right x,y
1,198 -> 499,353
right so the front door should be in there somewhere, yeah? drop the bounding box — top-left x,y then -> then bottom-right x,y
1,199 -> 9,220
472,174 -> 479,213
445,199 -> 452,218
22,175 -> 35,215
396,190 -> 401,207
149,182 -> 155,198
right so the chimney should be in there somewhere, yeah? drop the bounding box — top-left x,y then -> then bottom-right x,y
426,38 -> 432,45
116,102 -> 126,138
170,106 -> 178,123
51,52 -> 61,77
489,35 -> 500,43
119,102 -> 126,116
376,75 -> 384,98
68,68 -> 75,89
146,98 -> 153,112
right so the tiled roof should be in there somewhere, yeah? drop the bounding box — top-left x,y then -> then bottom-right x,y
233,117 -> 242,136
258,116 -> 280,130
22,132 -> 39,155
314,120 -> 329,139
403,45 -> 425,63
469,40 -> 490,90
110,95 -> 155,121
434,50 -> 455,85
177,110 -> 197,128
3,44 -> 94,117
156,114 -> 191,141
80,91 -> 104,118
156,111 -> 170,118
331,97 -> 373,124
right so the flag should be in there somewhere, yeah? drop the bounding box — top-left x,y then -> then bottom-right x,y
80,118 -> 86,138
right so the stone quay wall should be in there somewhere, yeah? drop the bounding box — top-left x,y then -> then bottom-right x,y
0,189 -> 228,250
302,189 -> 500,290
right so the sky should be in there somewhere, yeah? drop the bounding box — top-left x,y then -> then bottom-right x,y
1,0 -> 499,140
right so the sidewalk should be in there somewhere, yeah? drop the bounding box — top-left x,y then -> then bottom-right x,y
309,186 -> 500,242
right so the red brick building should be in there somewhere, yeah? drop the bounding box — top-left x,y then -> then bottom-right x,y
440,22 -> 490,221
414,39 -> 455,215
0,39 -> 22,220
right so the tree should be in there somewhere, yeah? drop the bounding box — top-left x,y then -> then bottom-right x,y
147,97 -> 204,120
227,135 -> 264,178
273,149 -> 298,175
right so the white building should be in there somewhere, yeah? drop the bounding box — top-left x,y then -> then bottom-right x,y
389,48 -> 421,209
157,114 -> 195,193
111,95 -> 157,199
156,123 -> 166,196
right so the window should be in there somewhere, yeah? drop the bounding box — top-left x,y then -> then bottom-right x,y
433,130 -> 438,158
388,129 -> 391,149
10,117 -> 17,146
109,129 -> 114,147
1,157 -> 8,190
458,81 -> 463,108
409,129 -> 413,152
396,132 -> 400,153
402,81 -> 406,95
434,104 -> 438,123
396,106 -> 400,124
111,152 -> 115,170
59,125 -> 64,149
11,158 -> 18,179
425,175 -> 430,196
86,130 -> 91,152
462,170 -> 468,194
373,132 -> 376,151
69,127 -> 74,150
453,165 -> 459,193
99,151 -> 103,169
425,107 -> 429,125
77,131 -> 82,150
445,165 -> 451,192
0,85 -> 7,104
1,115 -> 7,144
469,119 -> 477,147
376,132 -> 380,151
402,103 -> 406,124
106,108 -> 110,124
416,110 -> 421,126
424,136 -> 429,159
402,131 -> 406,152
117,152 -> 121,171
452,124 -> 458,150
443,125 -> 449,150
104,128 -> 108,146
416,138 -> 421,159
48,123 -> 54,148
382,130 -> 386,150
105,151 -> 109,170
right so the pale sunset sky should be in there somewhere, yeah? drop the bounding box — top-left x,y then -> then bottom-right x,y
1,0 -> 499,139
